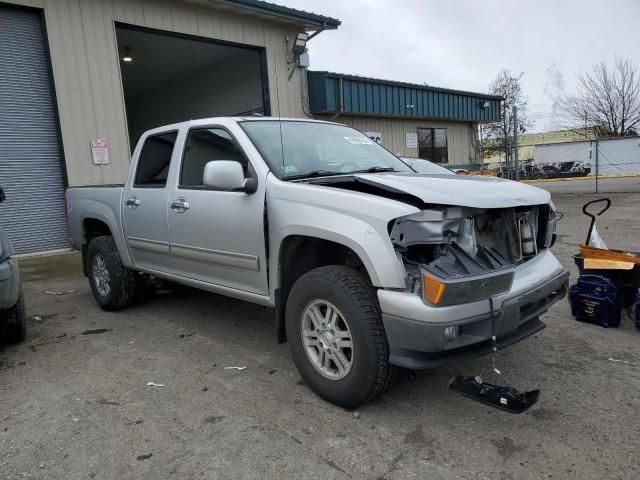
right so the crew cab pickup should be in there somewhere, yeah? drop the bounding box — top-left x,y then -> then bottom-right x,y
66,117 -> 569,407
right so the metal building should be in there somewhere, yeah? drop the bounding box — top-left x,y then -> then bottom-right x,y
0,0 -> 339,253
1,0 -> 500,255
308,71 -> 502,165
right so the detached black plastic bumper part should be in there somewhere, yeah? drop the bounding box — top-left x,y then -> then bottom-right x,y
449,375 -> 540,414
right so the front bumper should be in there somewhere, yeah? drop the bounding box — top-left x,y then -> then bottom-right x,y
378,249 -> 569,369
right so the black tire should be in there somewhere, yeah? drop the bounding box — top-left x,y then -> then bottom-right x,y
1,291 -> 26,344
285,265 -> 394,408
86,235 -> 137,311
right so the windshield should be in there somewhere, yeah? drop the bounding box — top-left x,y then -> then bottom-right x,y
400,157 -> 455,175
240,120 -> 413,179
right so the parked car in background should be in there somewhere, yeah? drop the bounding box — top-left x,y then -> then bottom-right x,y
0,187 -> 26,345
66,117 -> 568,407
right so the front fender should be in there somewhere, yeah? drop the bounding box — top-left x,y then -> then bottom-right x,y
267,176 -> 419,292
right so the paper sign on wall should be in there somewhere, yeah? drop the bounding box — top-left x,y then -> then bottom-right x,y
90,139 -> 110,165
405,133 -> 418,149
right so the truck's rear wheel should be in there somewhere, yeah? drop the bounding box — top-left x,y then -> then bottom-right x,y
87,236 -> 137,311
1,291 -> 26,344
285,266 -> 394,408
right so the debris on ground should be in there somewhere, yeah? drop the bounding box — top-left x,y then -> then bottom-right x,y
204,415 -> 225,424
136,453 -> 153,461
55,333 -> 66,338
179,332 -> 196,338
202,385 -> 208,392
96,399 -> 120,406
449,375 -> 540,414
608,357 -> 640,366
32,316 -> 43,321
268,369 -> 277,375
80,329 -> 112,335
146,382 -> 165,387
223,366 -> 247,371
44,289 -> 76,295
353,411 -> 360,419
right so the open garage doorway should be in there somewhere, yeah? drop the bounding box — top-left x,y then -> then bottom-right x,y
115,24 -> 269,148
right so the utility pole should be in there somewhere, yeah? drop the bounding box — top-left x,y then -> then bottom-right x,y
513,105 -> 519,181
595,139 -> 599,194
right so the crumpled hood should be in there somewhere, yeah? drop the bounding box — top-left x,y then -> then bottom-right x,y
351,173 -> 551,208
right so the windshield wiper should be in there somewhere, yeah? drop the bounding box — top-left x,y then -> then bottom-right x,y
282,170 -> 345,181
349,166 -> 397,174
283,166 -> 397,181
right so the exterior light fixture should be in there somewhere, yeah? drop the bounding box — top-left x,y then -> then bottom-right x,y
122,47 -> 133,63
291,32 -> 308,56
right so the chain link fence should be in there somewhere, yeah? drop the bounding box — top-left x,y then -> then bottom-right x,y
481,136 -> 640,193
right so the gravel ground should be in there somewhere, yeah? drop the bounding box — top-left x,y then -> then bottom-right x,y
1,192 -> 640,480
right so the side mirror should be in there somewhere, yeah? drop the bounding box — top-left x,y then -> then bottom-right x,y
202,161 -> 257,194
0,187 -> 5,203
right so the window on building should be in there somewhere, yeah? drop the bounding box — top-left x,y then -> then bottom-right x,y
180,128 -> 248,188
417,128 -> 448,163
134,132 -> 178,187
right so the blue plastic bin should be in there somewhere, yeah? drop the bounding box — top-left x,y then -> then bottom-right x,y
569,275 -> 622,328
635,289 -> 640,331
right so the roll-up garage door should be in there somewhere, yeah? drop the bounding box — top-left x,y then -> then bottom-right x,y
0,6 -> 69,254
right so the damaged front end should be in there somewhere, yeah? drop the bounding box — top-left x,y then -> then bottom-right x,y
390,204 -> 557,306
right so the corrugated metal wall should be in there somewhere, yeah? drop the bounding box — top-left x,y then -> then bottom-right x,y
0,5 -> 70,253
321,116 -> 477,164
309,71 -> 501,123
5,0 -> 306,186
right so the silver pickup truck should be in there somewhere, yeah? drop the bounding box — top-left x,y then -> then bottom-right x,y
66,117 -> 569,407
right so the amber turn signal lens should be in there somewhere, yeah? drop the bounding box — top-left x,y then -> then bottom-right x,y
422,273 -> 446,305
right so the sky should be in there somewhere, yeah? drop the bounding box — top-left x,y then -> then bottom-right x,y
278,0 -> 640,132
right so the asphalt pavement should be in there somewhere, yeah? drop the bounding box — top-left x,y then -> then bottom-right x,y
2,193 -> 640,479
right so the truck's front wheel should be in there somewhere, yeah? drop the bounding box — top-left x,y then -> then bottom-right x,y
87,236 -> 137,311
285,266 -> 394,408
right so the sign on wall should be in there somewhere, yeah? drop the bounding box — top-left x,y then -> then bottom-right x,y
90,139 -> 110,165
405,132 -> 418,149
365,132 -> 382,144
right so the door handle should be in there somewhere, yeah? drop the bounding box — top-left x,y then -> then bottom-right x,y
170,198 -> 190,212
125,196 -> 140,209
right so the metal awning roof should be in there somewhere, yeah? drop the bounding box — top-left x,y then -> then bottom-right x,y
308,71 -> 502,123
210,0 -> 341,29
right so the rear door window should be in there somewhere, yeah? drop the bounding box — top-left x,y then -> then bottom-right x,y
134,132 -> 178,188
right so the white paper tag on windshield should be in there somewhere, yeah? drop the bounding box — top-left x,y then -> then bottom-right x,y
344,136 -> 373,145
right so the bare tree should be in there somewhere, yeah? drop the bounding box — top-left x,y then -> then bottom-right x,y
556,57 -> 640,137
479,69 -> 532,168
